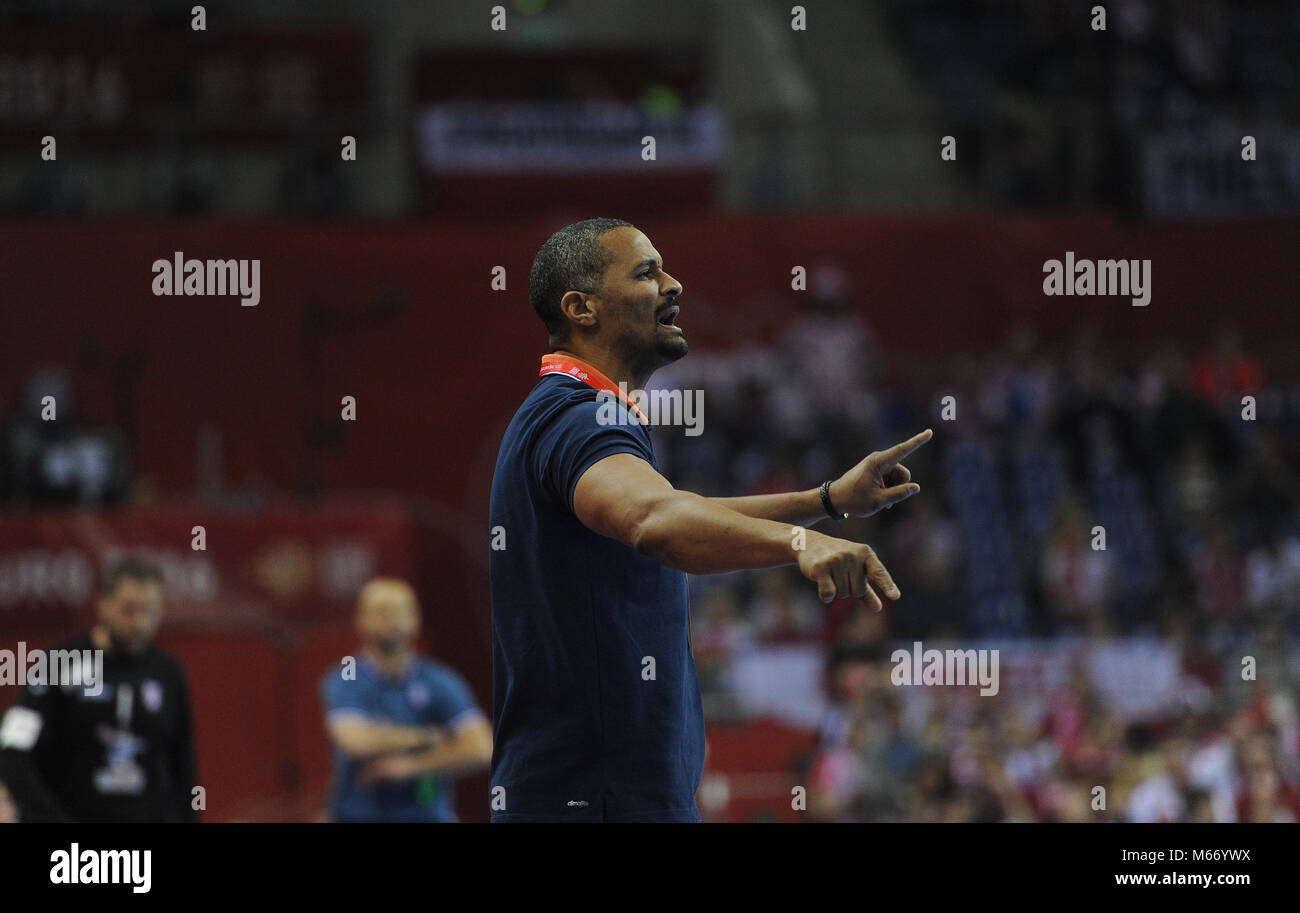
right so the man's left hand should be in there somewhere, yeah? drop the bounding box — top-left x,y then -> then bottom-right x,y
828,429 -> 933,518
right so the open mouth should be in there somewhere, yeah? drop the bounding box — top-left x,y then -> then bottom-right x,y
657,305 -> 681,329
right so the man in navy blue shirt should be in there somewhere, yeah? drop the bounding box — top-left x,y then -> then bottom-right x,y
322,578 -> 492,822
489,218 -> 932,822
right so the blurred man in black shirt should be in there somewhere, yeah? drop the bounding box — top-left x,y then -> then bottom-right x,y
0,556 -> 199,822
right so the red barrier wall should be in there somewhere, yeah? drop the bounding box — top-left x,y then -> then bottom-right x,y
3,215 -> 1298,506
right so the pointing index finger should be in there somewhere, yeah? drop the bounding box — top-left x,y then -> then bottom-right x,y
880,428 -> 933,466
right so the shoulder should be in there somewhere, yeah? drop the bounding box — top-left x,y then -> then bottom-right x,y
499,377 -> 594,449
417,659 -> 479,703
144,645 -> 188,680
525,376 -> 601,420
415,657 -> 466,686
321,656 -> 371,689
539,381 -> 649,441
510,378 -> 630,456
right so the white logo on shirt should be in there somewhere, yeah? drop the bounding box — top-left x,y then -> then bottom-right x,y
142,680 -> 164,713
407,683 -> 431,707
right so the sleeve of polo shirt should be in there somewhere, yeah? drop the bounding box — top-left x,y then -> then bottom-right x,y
429,668 -> 486,734
531,397 -> 656,514
321,666 -> 369,722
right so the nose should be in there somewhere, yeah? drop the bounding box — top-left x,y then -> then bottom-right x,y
662,271 -> 683,298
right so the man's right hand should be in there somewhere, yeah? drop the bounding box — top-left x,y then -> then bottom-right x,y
796,531 -> 901,611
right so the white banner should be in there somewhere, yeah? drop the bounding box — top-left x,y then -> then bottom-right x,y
1142,125 -> 1300,217
726,638 -> 1188,727
416,101 -> 725,174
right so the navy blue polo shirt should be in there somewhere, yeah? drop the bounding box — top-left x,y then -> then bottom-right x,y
488,361 -> 705,822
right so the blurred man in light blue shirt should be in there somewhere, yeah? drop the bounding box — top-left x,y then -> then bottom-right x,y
321,578 -> 490,822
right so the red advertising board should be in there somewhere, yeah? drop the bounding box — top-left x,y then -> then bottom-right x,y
0,501 -> 417,631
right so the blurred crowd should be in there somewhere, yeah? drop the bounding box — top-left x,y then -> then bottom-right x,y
801,643 -> 1298,822
893,0 -> 1300,121
888,0 -> 1300,208
661,286 -> 1300,642
656,268 -> 1300,821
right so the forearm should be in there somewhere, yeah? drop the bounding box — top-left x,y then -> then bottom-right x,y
408,734 -> 491,778
635,490 -> 809,574
331,720 -> 439,758
708,487 -> 831,527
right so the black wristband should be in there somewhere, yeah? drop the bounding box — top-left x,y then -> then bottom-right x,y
820,480 -> 848,521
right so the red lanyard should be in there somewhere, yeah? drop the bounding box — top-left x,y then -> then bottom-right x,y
539,353 -> 649,425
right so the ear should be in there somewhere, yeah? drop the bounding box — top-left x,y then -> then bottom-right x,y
560,290 -> 598,328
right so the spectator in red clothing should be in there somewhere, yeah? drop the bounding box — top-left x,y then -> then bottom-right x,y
751,569 -> 821,643
1191,327 -> 1263,406
1190,526 -> 1246,625
1040,496 -> 1116,633
1235,732 -> 1300,823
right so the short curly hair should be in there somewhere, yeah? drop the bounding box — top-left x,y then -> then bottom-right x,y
528,218 -> 633,342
